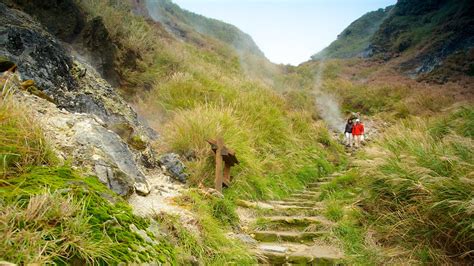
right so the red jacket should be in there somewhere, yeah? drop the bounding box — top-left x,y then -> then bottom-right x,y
352,123 -> 364,135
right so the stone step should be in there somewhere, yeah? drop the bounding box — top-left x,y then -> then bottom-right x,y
257,242 -> 343,265
306,182 -> 330,188
298,190 -> 322,196
268,200 -> 323,208
291,192 -> 321,198
238,200 -> 321,212
252,214 -> 330,231
288,193 -> 321,201
237,200 -> 275,209
263,207 -> 323,217
258,216 -> 332,227
252,230 -> 327,242
305,186 -> 326,191
272,204 -> 318,211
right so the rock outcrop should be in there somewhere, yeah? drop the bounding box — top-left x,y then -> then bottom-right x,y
0,3 -> 164,197
0,3 -> 78,99
0,2 -> 159,143
0,4 -> 149,137
159,153 -> 188,183
9,77 -> 149,196
80,16 -> 120,86
3,0 -> 132,89
2,0 -> 85,42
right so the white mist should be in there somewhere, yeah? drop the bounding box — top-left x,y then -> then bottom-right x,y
313,60 -> 345,133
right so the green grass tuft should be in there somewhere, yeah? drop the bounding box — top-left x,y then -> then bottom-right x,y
0,166 -> 176,264
359,106 -> 474,263
160,190 -> 256,264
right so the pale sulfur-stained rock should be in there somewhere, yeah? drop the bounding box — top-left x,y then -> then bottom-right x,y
16,91 -> 150,197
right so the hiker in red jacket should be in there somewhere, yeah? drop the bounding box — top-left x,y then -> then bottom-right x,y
352,119 -> 365,148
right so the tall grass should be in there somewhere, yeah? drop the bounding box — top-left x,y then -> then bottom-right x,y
0,192 -> 112,264
74,0 -> 345,200
76,0 -> 244,93
0,83 -> 176,264
157,190 -> 256,265
0,79 -> 55,177
159,99 -> 341,200
0,167 -> 176,264
358,106 -> 474,263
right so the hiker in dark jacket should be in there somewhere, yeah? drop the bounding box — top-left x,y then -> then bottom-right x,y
344,119 -> 353,147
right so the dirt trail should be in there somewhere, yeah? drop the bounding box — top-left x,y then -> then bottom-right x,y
236,118 -> 386,265
236,174 -> 345,265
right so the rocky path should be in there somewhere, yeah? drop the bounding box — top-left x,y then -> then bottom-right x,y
237,173 -> 344,265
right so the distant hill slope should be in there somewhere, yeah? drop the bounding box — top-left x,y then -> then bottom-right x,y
312,0 -> 474,81
312,6 -> 393,60
143,0 -> 264,57
371,0 -> 474,79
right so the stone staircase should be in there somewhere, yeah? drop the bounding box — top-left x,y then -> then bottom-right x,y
237,174 -> 344,265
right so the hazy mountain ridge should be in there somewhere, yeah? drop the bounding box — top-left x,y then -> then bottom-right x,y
313,0 -> 474,81
142,0 -> 265,57
312,6 -> 393,60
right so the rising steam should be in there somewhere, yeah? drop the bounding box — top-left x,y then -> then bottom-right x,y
313,59 -> 345,132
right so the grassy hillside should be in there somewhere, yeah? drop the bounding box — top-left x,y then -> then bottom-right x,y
0,0 -> 345,263
141,0 -> 279,84
358,106 -> 473,263
312,106 -> 473,264
0,76 -> 257,264
144,0 -> 264,57
77,0 -> 344,201
283,48 -> 473,262
1,1 -> 345,263
3,0 -> 473,264
72,5 -> 345,264
312,6 -> 393,60
280,54 -> 473,263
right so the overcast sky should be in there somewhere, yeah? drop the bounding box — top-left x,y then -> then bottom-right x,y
172,0 -> 396,65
